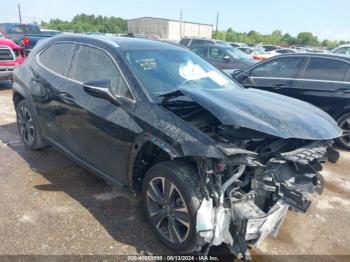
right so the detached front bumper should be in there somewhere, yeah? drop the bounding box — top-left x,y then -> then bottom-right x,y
236,200 -> 289,247
196,198 -> 289,259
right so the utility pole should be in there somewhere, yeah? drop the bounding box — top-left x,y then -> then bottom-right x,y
215,12 -> 219,38
180,9 -> 183,39
18,3 -> 22,24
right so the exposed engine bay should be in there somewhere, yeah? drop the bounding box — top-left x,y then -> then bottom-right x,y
163,99 -> 334,259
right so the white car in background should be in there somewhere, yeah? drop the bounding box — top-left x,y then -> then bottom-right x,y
254,48 -> 297,60
332,44 -> 350,56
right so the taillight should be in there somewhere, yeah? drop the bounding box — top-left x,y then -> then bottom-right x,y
22,36 -> 30,47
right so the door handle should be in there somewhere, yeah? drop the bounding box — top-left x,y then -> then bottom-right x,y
59,93 -> 75,105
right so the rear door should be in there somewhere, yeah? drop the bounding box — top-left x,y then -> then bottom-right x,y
33,42 -> 77,144
295,57 -> 350,115
60,43 -> 137,183
241,56 -> 306,97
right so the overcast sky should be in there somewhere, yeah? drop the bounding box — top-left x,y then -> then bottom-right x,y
1,0 -> 349,41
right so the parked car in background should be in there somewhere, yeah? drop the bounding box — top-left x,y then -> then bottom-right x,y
40,29 -> 62,37
191,44 -> 256,72
251,48 -> 297,61
12,34 -> 340,259
0,37 -> 25,81
0,23 -> 52,54
262,44 -> 280,52
273,48 -> 297,54
233,53 -> 350,149
332,44 -> 350,56
238,46 -> 266,59
179,37 -> 230,48
229,42 -> 247,47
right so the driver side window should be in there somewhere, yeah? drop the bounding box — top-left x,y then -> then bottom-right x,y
208,47 -> 225,61
251,57 -> 304,78
72,45 -> 133,100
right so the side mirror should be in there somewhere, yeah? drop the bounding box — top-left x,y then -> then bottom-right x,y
231,69 -> 243,78
83,80 -> 119,105
223,55 -> 231,62
234,70 -> 250,83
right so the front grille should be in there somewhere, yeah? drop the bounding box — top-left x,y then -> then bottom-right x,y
0,48 -> 14,61
0,68 -> 14,72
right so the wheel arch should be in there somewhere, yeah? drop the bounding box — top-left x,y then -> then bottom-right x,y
127,133 -> 197,190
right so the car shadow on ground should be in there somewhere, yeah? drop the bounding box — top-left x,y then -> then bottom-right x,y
0,121 -> 237,259
0,121 -> 171,255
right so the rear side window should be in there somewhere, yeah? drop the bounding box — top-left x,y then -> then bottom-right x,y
179,39 -> 190,47
303,58 -> 349,81
8,25 -> 24,34
25,25 -> 41,34
72,45 -> 133,100
190,39 -> 213,46
251,57 -> 304,78
39,43 -> 76,76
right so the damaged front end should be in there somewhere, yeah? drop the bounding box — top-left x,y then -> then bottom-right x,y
194,139 -> 330,259
158,87 -> 342,259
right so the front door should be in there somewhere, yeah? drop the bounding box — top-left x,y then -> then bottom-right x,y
58,43 -> 139,183
241,56 -> 306,98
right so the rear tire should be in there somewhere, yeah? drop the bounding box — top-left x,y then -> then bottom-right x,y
142,161 -> 202,253
16,100 -> 47,150
336,113 -> 350,150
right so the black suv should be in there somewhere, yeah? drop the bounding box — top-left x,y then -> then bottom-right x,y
234,53 -> 350,149
12,35 -> 340,258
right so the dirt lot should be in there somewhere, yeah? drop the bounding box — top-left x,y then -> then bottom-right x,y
0,81 -> 349,261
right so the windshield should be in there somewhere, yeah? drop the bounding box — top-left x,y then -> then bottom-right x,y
123,49 -> 241,99
223,47 -> 252,60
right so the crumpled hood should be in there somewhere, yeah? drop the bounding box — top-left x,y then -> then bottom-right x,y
179,87 -> 342,140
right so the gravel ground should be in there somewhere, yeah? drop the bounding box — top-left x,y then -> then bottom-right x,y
0,81 -> 349,261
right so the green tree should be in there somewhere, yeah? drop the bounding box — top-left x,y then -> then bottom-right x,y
297,32 -> 319,46
41,14 -> 127,33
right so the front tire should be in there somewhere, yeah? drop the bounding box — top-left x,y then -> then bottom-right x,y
142,161 -> 202,253
336,113 -> 350,150
16,100 -> 47,150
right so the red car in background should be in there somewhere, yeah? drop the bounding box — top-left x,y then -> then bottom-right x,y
0,33 -> 25,81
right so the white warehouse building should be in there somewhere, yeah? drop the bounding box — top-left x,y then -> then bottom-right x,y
127,17 -> 213,42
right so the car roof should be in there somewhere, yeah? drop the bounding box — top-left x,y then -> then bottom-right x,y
44,34 -> 186,51
335,44 -> 350,48
190,44 -> 227,48
270,52 -> 350,62
0,23 -> 38,26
